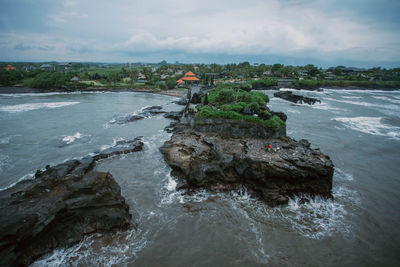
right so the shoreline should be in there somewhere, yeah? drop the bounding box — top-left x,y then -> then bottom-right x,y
0,86 -> 187,98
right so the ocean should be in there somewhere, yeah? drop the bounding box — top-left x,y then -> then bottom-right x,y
0,89 -> 399,266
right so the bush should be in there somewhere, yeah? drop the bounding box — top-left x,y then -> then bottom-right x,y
220,102 -> 247,112
196,106 -> 285,131
0,69 -> 24,86
159,82 -> 167,90
165,77 -> 176,89
261,115 -> 285,130
26,72 -> 69,88
251,79 -> 277,89
215,89 -> 234,103
248,102 -> 260,113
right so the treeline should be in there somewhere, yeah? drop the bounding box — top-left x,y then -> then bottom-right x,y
0,69 -> 83,89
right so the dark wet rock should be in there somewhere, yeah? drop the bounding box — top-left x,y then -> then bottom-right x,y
142,106 -> 166,115
164,121 -> 178,133
190,92 -> 202,104
173,96 -> 189,105
164,111 -> 183,120
126,114 -> 145,122
112,106 -> 167,125
94,137 -> 144,160
241,107 -> 253,116
274,91 -> 321,105
183,116 -> 286,139
143,105 -> 162,111
0,137 -> 144,266
160,131 -> 333,206
271,111 -> 287,122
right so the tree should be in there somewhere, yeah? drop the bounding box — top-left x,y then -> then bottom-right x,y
165,77 -> 176,89
130,69 -> 139,86
272,64 -> 283,74
304,64 -> 320,77
142,67 -> 154,85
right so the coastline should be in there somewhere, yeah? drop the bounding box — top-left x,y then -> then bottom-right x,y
0,86 -> 187,98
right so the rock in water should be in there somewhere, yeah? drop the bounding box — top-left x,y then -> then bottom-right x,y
0,137 -> 144,266
274,91 -> 321,105
160,131 -> 334,206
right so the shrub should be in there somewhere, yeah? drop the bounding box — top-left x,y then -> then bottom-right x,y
248,102 -> 260,113
159,82 -> 167,90
215,89 -> 234,104
262,115 -> 285,130
165,77 -> 176,89
220,102 -> 247,112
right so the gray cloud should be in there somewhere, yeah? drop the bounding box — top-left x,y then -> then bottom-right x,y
0,0 -> 399,67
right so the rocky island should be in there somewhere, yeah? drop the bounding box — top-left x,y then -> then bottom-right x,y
0,137 -> 143,266
161,86 -> 334,205
274,90 -> 321,105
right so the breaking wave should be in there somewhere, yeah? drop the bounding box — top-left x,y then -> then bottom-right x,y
332,116 -> 400,139
62,132 -> 91,145
0,102 -> 79,113
160,167 -> 358,241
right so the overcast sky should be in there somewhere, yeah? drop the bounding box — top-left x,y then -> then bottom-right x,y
0,0 -> 399,67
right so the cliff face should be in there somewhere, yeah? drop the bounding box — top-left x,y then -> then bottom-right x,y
188,117 -> 286,139
160,129 -> 334,206
0,137 -> 143,266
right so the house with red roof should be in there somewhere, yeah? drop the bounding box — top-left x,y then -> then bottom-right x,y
5,64 -> 16,71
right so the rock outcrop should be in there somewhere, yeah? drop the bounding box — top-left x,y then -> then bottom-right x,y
0,137 -> 143,266
274,91 -> 321,105
160,130 -> 333,206
111,106 -> 167,124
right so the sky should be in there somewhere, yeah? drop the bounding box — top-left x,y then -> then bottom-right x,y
0,0 -> 399,68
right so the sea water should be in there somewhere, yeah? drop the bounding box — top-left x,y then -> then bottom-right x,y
0,90 -> 399,266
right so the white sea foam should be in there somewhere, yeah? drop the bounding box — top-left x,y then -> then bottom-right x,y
0,153 -> 11,174
332,116 -> 400,139
32,228 -> 149,266
334,168 -> 354,181
309,102 -> 347,113
341,96 -> 363,99
0,172 -> 35,191
62,132 -> 90,145
0,102 -> 79,113
371,95 -> 400,104
0,136 -> 11,144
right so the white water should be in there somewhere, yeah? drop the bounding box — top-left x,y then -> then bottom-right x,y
0,102 -> 79,113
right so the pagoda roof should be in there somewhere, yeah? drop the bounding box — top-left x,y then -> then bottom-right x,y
182,76 -> 200,81
184,71 -> 196,77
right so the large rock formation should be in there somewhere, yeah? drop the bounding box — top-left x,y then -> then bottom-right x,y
160,130 -> 333,206
0,137 -> 143,266
274,91 -> 321,105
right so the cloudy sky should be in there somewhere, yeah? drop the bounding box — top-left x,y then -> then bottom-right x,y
0,0 -> 399,67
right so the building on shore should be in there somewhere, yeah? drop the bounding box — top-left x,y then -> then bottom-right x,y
5,64 -> 16,71
40,64 -> 55,71
178,71 -> 200,85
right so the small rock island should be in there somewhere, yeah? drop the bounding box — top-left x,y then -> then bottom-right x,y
161,86 -> 334,205
0,138 -> 144,266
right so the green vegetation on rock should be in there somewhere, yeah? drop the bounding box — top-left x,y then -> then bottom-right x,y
196,87 -> 283,131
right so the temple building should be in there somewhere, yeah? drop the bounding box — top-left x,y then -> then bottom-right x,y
177,71 -> 200,85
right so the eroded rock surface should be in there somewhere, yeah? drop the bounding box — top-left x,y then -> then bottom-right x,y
160,131 -> 333,206
0,137 -> 143,266
274,91 -> 321,105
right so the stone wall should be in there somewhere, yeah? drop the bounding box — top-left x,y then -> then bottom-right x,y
184,116 -> 286,139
